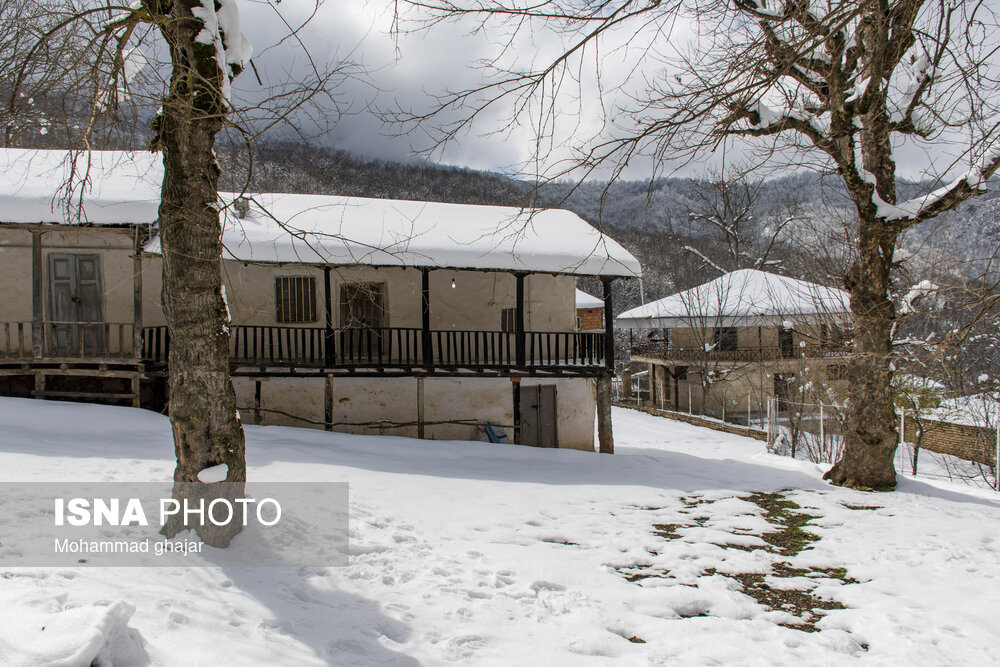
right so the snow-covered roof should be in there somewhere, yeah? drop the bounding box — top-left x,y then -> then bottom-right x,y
575,289 -> 604,309
145,192 -> 642,277
616,269 -> 849,328
0,148 -> 161,225
0,148 -> 639,276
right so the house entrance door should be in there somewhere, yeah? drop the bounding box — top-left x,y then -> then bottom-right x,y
48,254 -> 104,355
340,282 -> 385,361
520,384 -> 557,447
779,327 -> 794,358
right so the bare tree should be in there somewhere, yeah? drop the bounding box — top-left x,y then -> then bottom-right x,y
395,0 -> 1000,490
669,164 -> 801,274
8,0 -> 355,545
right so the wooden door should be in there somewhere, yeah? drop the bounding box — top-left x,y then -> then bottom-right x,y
339,282 -> 385,361
48,254 -> 104,355
520,384 -> 557,447
779,326 -> 794,358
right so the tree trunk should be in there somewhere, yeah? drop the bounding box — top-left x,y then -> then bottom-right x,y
149,0 -> 246,546
824,213 -> 898,490
596,376 -> 614,454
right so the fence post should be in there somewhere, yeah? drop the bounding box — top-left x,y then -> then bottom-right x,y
747,392 -> 751,428
898,410 -> 906,472
994,411 -> 999,491
819,403 -> 825,452
688,386 -> 692,416
765,397 -> 771,445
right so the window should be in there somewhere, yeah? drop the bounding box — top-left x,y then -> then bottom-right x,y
576,316 -> 582,330
275,276 -> 317,323
501,307 -> 518,333
713,327 -> 738,352
340,282 -> 385,328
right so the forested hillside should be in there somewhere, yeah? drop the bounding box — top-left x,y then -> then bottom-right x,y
218,141 -> 1000,313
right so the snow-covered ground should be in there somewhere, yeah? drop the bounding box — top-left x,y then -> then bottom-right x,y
1,397 -> 999,666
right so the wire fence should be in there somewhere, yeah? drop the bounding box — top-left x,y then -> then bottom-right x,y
616,375 -> 1000,491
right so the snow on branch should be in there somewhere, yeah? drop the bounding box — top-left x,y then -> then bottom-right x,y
870,143 -> 1000,224
190,0 -> 252,106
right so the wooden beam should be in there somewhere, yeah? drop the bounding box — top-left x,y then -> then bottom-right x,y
323,375 -> 333,431
31,231 -> 42,358
601,277 -> 615,372
511,377 -> 521,444
421,268 -> 432,367
133,249 -> 143,359
417,376 -> 425,439
596,376 -> 613,454
323,266 -> 334,367
515,273 -> 526,368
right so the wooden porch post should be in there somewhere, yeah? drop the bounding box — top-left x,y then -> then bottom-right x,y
421,268 -> 432,367
31,230 -> 42,358
324,266 -> 334,367
417,376 -> 425,439
515,273 -> 526,368
133,249 -> 143,359
597,276 -> 615,454
512,377 -> 521,444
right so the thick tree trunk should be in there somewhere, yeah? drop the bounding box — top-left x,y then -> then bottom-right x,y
150,0 -> 246,546
596,376 -> 614,454
824,214 -> 898,490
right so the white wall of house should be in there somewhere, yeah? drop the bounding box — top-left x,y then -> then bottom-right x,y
0,225 -> 137,356
142,258 -> 577,333
234,374 -> 597,451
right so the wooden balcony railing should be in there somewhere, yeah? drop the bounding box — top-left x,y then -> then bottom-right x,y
630,339 -> 848,363
0,321 -> 136,360
3,321 -> 609,374
142,325 -> 607,372
0,322 -> 31,358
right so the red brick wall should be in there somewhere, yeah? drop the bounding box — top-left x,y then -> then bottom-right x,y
577,307 -> 603,331
903,415 -> 997,466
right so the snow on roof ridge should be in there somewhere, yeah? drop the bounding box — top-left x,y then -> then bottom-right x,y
0,147 -> 162,225
0,148 -> 640,276
575,289 -> 604,309
616,269 -> 848,327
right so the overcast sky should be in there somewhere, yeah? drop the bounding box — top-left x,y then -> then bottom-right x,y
228,1 -> 986,185
231,0 -> 690,180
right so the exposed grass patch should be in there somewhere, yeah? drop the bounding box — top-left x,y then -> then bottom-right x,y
842,503 -> 882,511
729,571 -> 845,632
616,491 -> 861,635
743,491 -> 819,557
652,523 -> 681,539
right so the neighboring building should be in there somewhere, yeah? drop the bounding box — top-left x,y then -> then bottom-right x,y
616,269 -> 850,417
575,289 -> 604,331
0,149 -> 641,451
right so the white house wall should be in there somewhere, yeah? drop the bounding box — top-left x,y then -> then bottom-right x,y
234,374 -> 596,451
142,259 -> 577,332
0,225 -> 137,356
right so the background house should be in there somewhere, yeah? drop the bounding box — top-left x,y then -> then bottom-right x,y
575,289 -> 604,331
0,149 -> 160,405
0,149 -> 641,451
616,269 -> 850,419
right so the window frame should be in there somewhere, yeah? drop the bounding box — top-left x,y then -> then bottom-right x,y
274,275 -> 318,324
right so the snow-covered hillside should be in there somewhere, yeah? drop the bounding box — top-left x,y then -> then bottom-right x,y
0,397 -> 998,666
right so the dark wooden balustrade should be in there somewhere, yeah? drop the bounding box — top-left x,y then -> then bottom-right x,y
0,321 -> 135,360
140,325 -> 607,372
